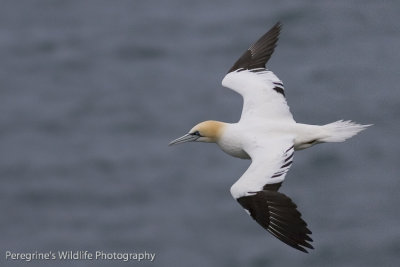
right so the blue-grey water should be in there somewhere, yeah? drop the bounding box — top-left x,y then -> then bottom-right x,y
1,1 -> 399,266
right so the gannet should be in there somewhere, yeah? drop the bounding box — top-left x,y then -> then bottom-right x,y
169,22 -> 370,253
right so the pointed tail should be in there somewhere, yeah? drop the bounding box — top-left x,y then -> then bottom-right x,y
319,120 -> 372,143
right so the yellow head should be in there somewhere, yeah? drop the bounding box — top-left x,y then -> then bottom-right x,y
169,120 -> 226,146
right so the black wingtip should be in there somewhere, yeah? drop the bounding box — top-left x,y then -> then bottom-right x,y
228,21 -> 283,73
237,188 -> 314,253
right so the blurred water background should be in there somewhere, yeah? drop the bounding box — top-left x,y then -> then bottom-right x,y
1,0 -> 399,266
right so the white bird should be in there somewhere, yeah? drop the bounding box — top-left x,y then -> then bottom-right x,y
169,22 -> 370,253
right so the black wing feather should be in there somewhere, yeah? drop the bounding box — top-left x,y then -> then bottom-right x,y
228,22 -> 281,73
237,184 -> 313,253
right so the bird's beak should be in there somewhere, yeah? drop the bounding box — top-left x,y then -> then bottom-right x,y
169,134 -> 199,146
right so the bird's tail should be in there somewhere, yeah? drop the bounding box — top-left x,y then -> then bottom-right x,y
319,120 -> 371,143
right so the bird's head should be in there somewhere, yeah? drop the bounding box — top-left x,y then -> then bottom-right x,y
169,120 -> 225,146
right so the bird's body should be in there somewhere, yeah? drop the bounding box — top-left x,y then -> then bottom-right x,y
169,22 -> 370,253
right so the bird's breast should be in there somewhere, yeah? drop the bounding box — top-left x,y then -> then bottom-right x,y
219,143 -> 250,159
217,125 -> 250,159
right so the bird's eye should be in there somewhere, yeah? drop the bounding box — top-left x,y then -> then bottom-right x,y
191,131 -> 201,136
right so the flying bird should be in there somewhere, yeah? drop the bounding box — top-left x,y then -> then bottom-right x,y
169,22 -> 370,253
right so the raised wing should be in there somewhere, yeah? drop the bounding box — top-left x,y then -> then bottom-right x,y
230,140 -> 313,253
228,22 -> 281,73
222,22 -> 295,123
222,69 -> 294,122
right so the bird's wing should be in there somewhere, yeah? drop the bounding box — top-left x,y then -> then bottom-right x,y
227,22 -> 281,73
222,22 -> 295,123
230,138 -> 313,253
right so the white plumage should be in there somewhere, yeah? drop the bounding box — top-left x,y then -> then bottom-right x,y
222,69 -> 294,123
169,22 -> 370,253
